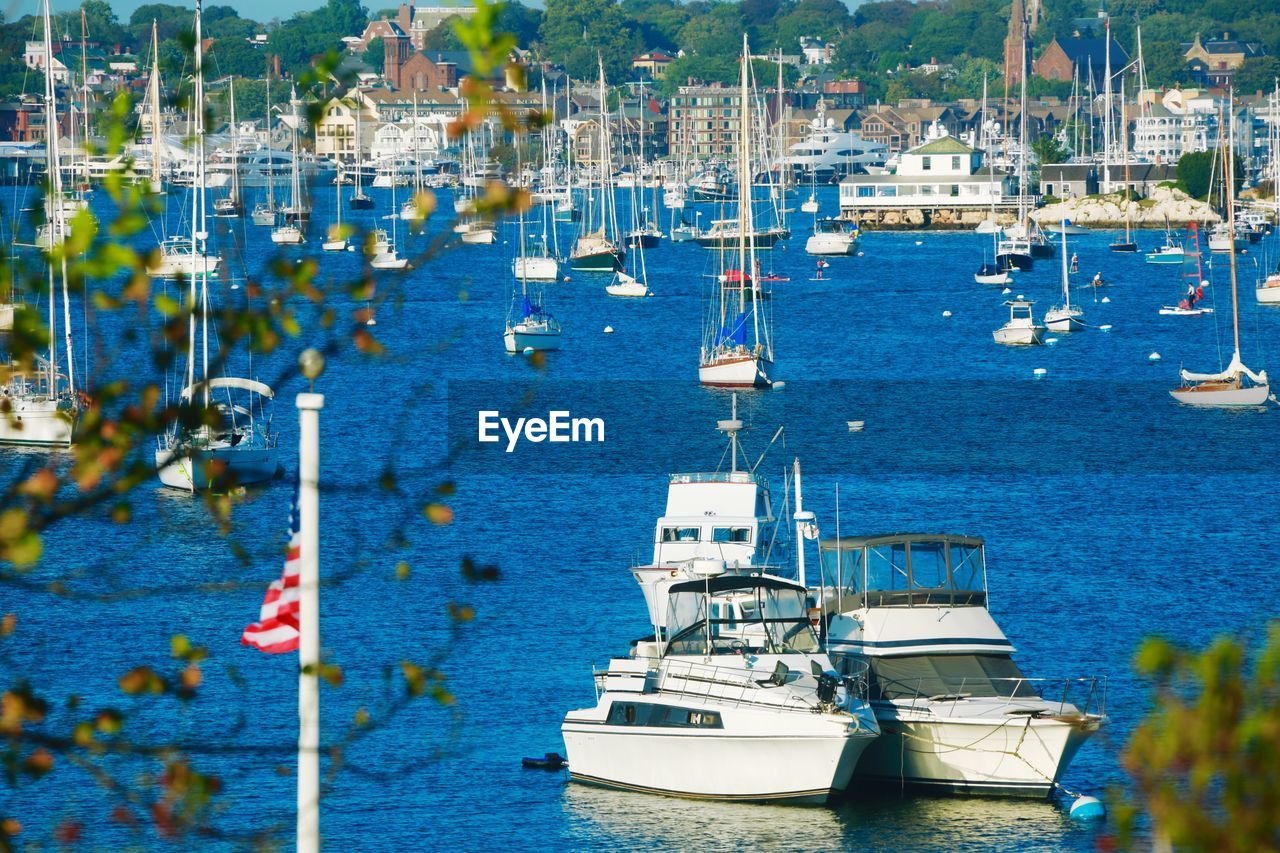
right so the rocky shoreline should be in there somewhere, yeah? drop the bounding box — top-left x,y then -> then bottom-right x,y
1030,185 -> 1221,228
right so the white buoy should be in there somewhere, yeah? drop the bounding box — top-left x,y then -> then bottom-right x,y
231,283 -> 240,290
563,275 -> 571,282
1149,352 -> 1162,362
1099,324 -> 1112,332
1033,368 -> 1048,379
856,251 -> 864,257
772,381 -> 786,390
522,346 -> 535,355
366,317 -> 376,326
1017,294 -> 1025,300
1069,795 -> 1106,821
1002,287 -> 1012,295
603,325 -> 614,334
1101,296 -> 1111,303
942,310 -> 952,318
847,420 -> 865,432
1045,337 -> 1059,346
914,240 -> 923,246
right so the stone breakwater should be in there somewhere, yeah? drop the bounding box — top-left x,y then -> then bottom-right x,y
845,208 -> 1019,231
1031,185 -> 1221,228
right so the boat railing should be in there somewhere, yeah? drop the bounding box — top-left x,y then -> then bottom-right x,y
669,471 -> 765,487
593,657 -> 872,715
874,675 -> 1107,720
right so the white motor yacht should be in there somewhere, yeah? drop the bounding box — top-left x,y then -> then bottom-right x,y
806,218 -> 859,256
817,533 -> 1106,797
563,573 -> 880,803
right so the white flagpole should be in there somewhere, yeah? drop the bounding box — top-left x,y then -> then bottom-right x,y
296,350 -> 325,853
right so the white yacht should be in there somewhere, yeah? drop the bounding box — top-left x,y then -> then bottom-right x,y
817,533 -> 1106,797
993,299 -> 1044,346
563,574 -> 879,803
783,106 -> 888,180
806,218 -> 859,256
155,378 -> 280,491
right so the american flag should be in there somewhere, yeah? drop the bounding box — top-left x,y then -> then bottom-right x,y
241,484 -> 301,653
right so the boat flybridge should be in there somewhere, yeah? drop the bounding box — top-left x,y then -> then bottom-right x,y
816,533 -> 1106,797
632,395 -> 787,618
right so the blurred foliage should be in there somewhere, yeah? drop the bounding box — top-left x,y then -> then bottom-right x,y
1115,626 -> 1280,850
0,4 -> 527,846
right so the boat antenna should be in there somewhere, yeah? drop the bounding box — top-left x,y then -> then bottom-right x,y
717,392 -> 743,474
750,425 -> 784,474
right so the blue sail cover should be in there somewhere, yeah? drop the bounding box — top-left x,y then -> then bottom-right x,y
715,312 -> 748,347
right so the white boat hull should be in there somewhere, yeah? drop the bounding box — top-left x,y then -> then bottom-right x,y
563,705 -> 872,803
974,273 -> 1010,285
606,281 -> 650,297
504,324 -> 562,353
1258,281 -> 1280,304
147,253 -> 220,278
271,227 -> 305,245
370,254 -> 409,270
154,445 -> 280,491
993,324 -> 1045,346
1043,307 -> 1084,333
806,233 -> 857,256
1169,383 -> 1271,407
514,257 -> 559,281
0,398 -> 75,446
698,355 -> 774,388
460,227 -> 496,245
854,710 -> 1098,798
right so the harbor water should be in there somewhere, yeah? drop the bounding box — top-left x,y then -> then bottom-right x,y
4,182 -> 1279,849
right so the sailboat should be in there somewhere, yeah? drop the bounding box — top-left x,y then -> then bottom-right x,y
212,80 -> 244,218
323,159 -> 349,252
250,72 -> 278,226
155,0 -> 280,490
975,218 -> 1011,284
348,97 -> 374,210
607,188 -> 652,298
698,37 -> 775,389
0,0 -> 80,447
1159,223 -> 1212,316
623,81 -> 663,250
270,89 -> 306,244
1044,220 -> 1084,332
144,20 -> 166,195
505,202 -> 563,351
1170,126 -> 1270,406
998,40 -> 1037,270
569,59 -> 625,272
1110,81 -> 1137,252
1146,217 -> 1185,264
147,18 -> 220,279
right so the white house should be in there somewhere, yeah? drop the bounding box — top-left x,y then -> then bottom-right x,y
839,123 -> 1016,212
369,116 -> 446,162
1131,88 -> 1221,164
23,41 -> 70,84
799,37 -> 832,66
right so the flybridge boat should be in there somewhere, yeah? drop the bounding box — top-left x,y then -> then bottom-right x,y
816,533 -> 1106,797
562,575 -> 879,803
806,218 -> 859,256
562,397 -> 879,803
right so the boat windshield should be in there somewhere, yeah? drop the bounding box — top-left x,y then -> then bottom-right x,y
663,577 -> 818,657
867,653 -> 1037,701
819,534 -> 986,608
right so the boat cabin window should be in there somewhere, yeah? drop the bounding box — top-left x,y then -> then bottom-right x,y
819,537 -> 988,607
712,527 -> 752,544
909,541 -> 948,590
867,654 -> 1036,701
661,526 -> 701,543
664,581 -> 818,657
606,702 -> 723,728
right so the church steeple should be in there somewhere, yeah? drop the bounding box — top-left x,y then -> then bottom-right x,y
1003,0 -> 1029,86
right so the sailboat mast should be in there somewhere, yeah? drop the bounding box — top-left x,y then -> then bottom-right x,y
229,78 -> 240,204
738,36 -> 749,317
742,37 -> 762,351
80,9 -> 90,191
191,0 -> 208,406
1017,38 -> 1028,224
1102,17 -> 1112,193
1224,100 -> 1240,356
150,21 -> 162,187
265,69 -> 275,209
40,0 -> 62,393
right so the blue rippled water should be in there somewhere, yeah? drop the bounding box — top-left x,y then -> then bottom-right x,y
3,181 -> 1279,849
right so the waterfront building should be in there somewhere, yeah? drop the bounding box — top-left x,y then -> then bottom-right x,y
839,124 -> 1017,221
